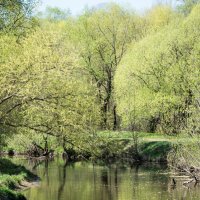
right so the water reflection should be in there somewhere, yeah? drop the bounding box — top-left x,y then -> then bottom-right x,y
9,157 -> 200,200
58,160 -> 67,200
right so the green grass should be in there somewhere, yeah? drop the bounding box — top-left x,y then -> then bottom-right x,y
0,174 -> 25,189
139,141 -> 172,159
98,131 -> 174,141
0,187 -> 26,200
98,131 -> 196,144
0,158 -> 37,200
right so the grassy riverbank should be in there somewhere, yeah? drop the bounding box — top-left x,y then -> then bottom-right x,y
94,131 -> 174,162
0,158 -> 37,200
97,131 -> 196,163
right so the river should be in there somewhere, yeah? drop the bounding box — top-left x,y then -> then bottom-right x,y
11,157 -> 200,200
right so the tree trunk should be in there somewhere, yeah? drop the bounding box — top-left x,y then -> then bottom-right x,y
101,99 -> 108,129
113,104 -> 117,131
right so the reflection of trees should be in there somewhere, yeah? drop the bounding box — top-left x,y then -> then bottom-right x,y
100,169 -> 112,200
99,166 -> 120,200
168,181 -> 200,200
57,160 -> 67,200
92,163 -> 97,199
27,157 -> 55,186
44,159 -> 50,186
114,167 -> 118,200
130,164 -> 140,198
29,158 -> 44,170
131,164 -> 140,181
101,169 -> 108,185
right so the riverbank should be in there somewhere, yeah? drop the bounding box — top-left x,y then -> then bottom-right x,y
0,158 -> 38,200
60,132 -> 174,163
93,139 -> 172,163
3,131 -> 174,164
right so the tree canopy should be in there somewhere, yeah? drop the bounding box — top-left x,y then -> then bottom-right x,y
115,4 -> 200,134
0,0 -> 38,37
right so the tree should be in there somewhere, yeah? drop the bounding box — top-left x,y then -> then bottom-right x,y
115,5 -> 200,134
145,5 -> 177,32
0,21 -> 99,153
177,0 -> 200,15
0,0 -> 38,37
73,4 -> 143,130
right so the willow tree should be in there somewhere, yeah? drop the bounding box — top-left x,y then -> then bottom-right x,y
72,4 -> 143,130
115,5 -> 200,134
0,21 -> 99,153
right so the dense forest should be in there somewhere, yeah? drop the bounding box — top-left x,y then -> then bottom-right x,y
0,1 -> 200,198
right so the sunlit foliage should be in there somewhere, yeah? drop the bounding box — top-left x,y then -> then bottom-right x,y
115,5 -> 200,134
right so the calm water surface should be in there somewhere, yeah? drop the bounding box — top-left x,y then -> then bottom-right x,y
11,157 -> 200,200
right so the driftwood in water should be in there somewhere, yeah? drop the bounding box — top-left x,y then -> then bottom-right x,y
172,165 -> 200,188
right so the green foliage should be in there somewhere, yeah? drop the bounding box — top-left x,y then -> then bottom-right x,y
140,141 -> 172,159
145,5 -> 178,32
72,3 -> 143,129
0,187 -> 26,200
0,158 -> 36,179
177,0 -> 200,15
6,133 -> 55,153
168,135 -> 200,173
115,5 -> 200,134
0,20 -> 100,151
0,0 -> 38,38
0,158 -> 36,200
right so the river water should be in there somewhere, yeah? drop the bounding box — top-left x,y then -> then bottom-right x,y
11,157 -> 200,200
